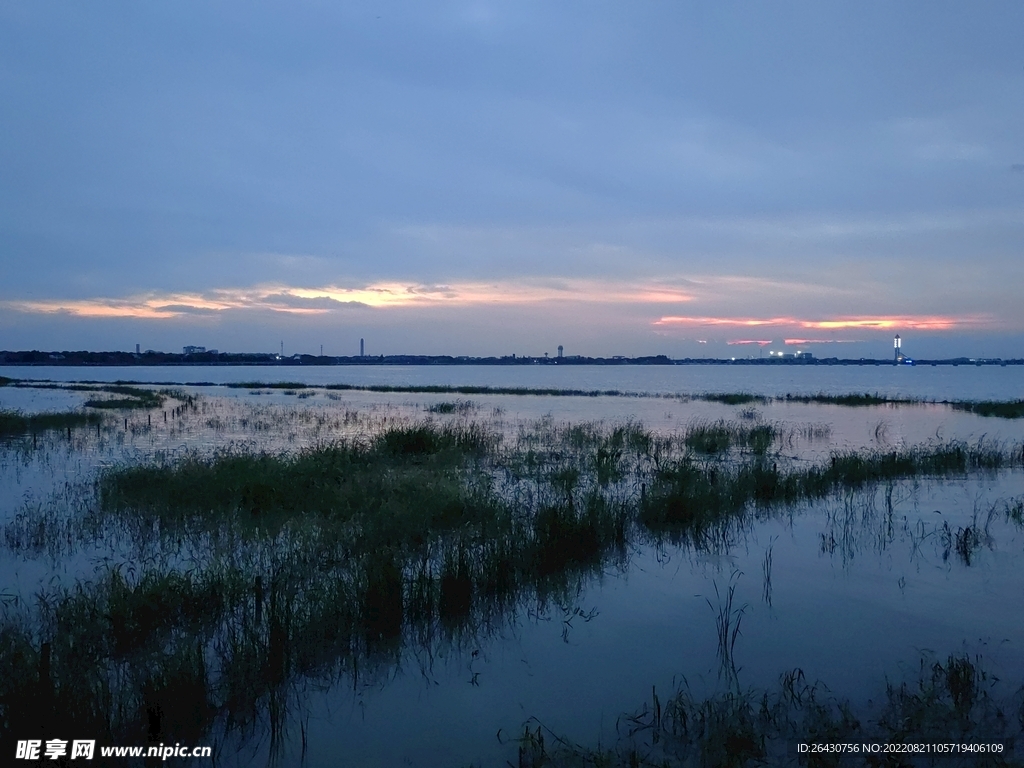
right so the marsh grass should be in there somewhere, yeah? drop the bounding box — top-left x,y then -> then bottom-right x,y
682,421 -> 775,455
780,392 -> 911,407
1005,498 -> 1024,526
83,385 -> 166,409
706,573 -> 746,687
0,409 -> 102,438
952,400 -> 1024,419
698,393 -> 766,406
514,654 -> 1014,767
8,381 -> 168,410
641,441 -> 1015,538
427,400 -> 477,414
99,425 -> 496,546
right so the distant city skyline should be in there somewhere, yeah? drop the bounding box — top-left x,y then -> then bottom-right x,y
3,2 -> 1023,360
0,332 -> 996,364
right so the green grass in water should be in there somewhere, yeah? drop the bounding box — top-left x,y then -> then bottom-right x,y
698,392 -> 767,405
951,400 -> 1024,419
0,409 -> 102,437
84,385 -> 165,409
641,442 -> 1011,534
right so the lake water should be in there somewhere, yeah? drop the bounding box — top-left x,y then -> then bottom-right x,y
4,362 -> 1024,401
2,365 -> 1023,765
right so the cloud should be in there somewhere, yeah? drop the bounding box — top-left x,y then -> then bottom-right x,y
653,315 -> 995,331
0,277 -> 695,320
783,338 -> 863,345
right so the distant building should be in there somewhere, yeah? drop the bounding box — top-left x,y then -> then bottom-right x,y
557,345 -> 563,358
135,344 -> 140,354
183,346 -> 206,354
894,334 -> 914,365
360,338 -> 364,357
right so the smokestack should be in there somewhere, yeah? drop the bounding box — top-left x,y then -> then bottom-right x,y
360,338 -> 364,357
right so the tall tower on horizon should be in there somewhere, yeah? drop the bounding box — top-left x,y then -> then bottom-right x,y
894,334 -> 901,362
360,338 -> 364,357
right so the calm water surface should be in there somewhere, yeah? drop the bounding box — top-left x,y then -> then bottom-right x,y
4,362 -> 1024,400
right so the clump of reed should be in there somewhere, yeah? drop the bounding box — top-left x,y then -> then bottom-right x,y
99,424 -> 496,547
84,385 -> 165,409
682,421 -> 775,456
11,381 -> 168,409
0,409 -> 102,438
1005,498 -> 1024,526
427,400 -> 476,415
641,441 -> 1015,537
0,565 -> 242,749
951,399 -> 1024,419
698,393 -> 767,406
781,392 -> 907,407
696,390 -> 1024,422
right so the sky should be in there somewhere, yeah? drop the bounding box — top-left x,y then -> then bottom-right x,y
2,1 -> 1023,360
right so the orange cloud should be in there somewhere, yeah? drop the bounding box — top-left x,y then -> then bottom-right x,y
654,315 -> 993,331
2,279 -> 694,319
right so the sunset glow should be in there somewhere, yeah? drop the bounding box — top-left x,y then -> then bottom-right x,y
654,315 -> 994,331
2,279 -> 694,319
783,338 -> 863,345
